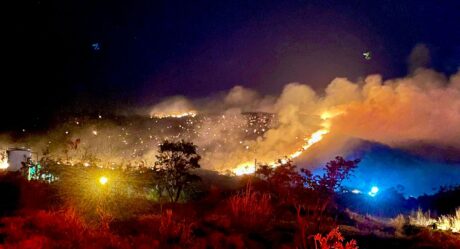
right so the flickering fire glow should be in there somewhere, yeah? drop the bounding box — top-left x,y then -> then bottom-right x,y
0,151 -> 8,170
232,110 -> 342,175
9,69 -> 459,178
151,111 -> 197,119
0,161 -> 8,170
233,161 -> 257,176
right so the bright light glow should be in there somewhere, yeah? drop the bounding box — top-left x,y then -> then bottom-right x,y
0,161 -> 9,170
99,176 -> 108,185
233,162 -> 256,175
152,111 -> 197,119
371,186 -> 379,193
0,151 -> 8,170
351,189 -> 361,194
368,186 -> 379,197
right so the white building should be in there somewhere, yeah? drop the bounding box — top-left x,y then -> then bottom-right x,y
6,148 -> 32,171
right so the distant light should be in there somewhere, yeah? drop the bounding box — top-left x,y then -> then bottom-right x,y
152,111 -> 197,119
92,130 -> 98,136
99,176 -> 108,185
368,186 -> 379,197
351,189 -> 361,194
363,51 -> 372,60
92,43 -> 101,51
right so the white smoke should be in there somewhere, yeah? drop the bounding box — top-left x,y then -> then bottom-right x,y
4,50 -> 460,172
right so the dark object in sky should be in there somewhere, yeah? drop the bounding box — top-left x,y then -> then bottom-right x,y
91,43 -> 101,51
363,51 -> 372,60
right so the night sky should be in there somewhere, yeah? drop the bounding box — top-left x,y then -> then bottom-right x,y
4,0 -> 460,130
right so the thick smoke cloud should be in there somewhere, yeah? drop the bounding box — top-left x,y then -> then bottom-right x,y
3,68 -> 460,173
331,69 -> 460,148
143,68 -> 460,170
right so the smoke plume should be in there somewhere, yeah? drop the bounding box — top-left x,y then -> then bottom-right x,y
3,68 -> 460,173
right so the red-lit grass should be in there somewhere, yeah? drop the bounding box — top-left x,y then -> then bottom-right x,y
313,227 -> 358,249
0,209 -> 138,249
228,182 -> 272,228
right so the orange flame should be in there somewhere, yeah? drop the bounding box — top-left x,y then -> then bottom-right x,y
232,110 -> 342,175
151,111 -> 197,119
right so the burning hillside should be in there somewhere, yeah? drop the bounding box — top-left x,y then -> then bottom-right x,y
1,69 -> 460,176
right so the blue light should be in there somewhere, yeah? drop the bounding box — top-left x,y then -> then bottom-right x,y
351,189 -> 361,194
91,43 -> 101,51
368,186 -> 379,197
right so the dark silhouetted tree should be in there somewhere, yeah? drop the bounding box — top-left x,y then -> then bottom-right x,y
301,156 -> 360,229
302,156 -> 359,194
154,140 -> 201,203
255,159 -> 305,203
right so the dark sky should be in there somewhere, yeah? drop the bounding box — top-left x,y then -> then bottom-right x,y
4,0 -> 460,130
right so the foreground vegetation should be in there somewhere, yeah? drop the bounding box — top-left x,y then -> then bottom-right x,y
0,140 -> 459,248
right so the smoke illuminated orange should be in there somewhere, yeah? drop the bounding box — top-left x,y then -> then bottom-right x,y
232,110 -> 342,175
151,111 -> 197,119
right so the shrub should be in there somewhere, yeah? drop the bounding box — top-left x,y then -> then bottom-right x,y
390,214 -> 407,236
313,227 -> 358,249
255,160 -> 305,204
408,208 -> 436,228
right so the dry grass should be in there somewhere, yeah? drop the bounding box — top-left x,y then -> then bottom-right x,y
389,214 -> 407,237
0,208 -> 134,249
228,182 -> 272,227
436,208 -> 460,232
409,208 -> 436,228
158,209 -> 195,245
404,207 -> 460,233
345,209 -> 392,236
